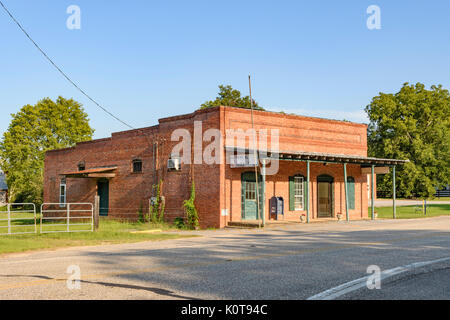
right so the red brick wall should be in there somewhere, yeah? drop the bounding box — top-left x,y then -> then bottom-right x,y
44,127 -> 157,219
223,107 -> 367,156
157,108 -> 222,228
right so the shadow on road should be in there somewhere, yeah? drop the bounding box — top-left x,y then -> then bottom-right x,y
75,226 -> 450,299
0,274 -> 199,300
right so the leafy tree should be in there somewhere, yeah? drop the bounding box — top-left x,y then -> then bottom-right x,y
200,85 -> 264,110
366,83 -> 450,198
0,97 -> 94,204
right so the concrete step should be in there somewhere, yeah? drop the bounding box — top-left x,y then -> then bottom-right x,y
227,221 -> 262,229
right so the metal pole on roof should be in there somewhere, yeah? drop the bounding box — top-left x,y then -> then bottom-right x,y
371,165 -> 375,220
249,75 -> 263,227
307,160 -> 310,223
261,159 -> 266,227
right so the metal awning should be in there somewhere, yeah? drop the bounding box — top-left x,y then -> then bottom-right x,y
225,147 -> 409,166
62,166 -> 117,178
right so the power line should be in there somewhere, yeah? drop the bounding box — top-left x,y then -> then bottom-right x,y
0,0 -> 134,129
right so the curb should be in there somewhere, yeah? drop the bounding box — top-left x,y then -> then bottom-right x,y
307,256 -> 450,300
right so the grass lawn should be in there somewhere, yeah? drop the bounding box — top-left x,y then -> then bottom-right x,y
372,204 -> 450,219
431,197 -> 450,201
0,218 -> 198,256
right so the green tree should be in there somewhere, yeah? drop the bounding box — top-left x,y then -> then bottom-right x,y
200,85 -> 264,110
365,83 -> 450,198
0,97 -> 94,204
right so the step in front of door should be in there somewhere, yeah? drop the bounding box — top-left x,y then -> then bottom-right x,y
227,221 -> 262,229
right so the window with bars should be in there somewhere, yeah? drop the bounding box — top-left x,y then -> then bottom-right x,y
132,159 -> 143,173
245,182 -> 256,200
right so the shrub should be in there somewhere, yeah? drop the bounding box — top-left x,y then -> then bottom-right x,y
149,180 -> 165,223
183,181 -> 199,229
137,201 -> 144,223
173,217 -> 186,229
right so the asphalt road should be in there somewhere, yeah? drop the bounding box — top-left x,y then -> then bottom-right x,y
0,217 -> 449,300
342,265 -> 450,300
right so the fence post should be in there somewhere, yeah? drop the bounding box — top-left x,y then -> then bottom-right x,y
94,195 -> 100,230
33,204 -> 37,234
67,203 -> 70,232
7,203 -> 11,235
40,204 -> 43,234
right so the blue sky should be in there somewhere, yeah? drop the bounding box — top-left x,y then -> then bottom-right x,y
1,0 -> 449,139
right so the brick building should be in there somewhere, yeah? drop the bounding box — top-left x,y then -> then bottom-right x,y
44,106 -> 407,228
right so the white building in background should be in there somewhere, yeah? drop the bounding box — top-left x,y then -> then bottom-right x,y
0,171 -> 8,205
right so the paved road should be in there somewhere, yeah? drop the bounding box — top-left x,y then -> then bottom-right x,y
0,217 -> 449,300
374,199 -> 450,207
342,265 -> 450,300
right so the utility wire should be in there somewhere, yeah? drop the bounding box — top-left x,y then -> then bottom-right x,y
0,0 -> 134,129
0,1 -> 163,191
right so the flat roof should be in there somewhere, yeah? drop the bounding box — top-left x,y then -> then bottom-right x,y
159,105 -> 368,127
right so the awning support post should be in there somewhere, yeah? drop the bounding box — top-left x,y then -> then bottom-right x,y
307,160 -> 310,223
261,159 -> 266,227
344,163 -> 349,222
371,165 -> 375,220
393,166 -> 396,219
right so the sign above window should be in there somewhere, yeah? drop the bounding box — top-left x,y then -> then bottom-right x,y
229,154 -> 258,168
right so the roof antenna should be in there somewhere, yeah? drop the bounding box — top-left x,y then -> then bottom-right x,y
249,75 -> 263,227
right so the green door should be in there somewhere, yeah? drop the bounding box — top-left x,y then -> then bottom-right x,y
317,175 -> 334,218
97,180 -> 109,216
241,172 -> 263,220
347,177 -> 355,210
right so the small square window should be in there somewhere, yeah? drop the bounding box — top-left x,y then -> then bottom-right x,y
133,160 -> 143,173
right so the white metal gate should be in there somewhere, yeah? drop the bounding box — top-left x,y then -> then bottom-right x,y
40,203 -> 93,234
0,203 -> 37,235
